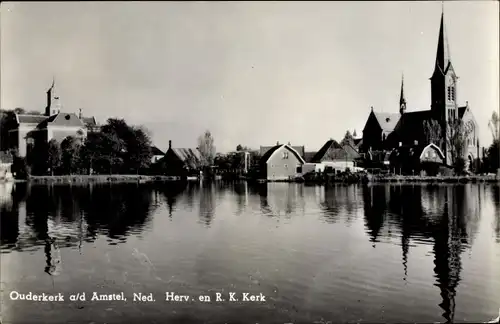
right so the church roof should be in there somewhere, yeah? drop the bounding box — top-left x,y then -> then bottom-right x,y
16,114 -> 47,124
388,106 -> 467,144
373,112 -> 401,133
16,112 -> 97,129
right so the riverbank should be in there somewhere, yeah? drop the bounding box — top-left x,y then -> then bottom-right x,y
24,175 -> 186,184
367,174 -> 500,183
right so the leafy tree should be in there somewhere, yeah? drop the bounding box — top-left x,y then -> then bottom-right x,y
61,136 -> 82,175
99,118 -> 152,173
47,139 -> 62,175
81,132 -> 124,174
0,110 -> 18,151
198,130 -> 216,167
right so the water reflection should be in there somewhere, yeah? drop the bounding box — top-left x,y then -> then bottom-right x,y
362,184 -> 484,322
199,182 -> 216,226
1,182 -> 498,323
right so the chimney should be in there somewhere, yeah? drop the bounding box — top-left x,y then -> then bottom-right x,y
79,108 -> 82,119
169,140 -> 172,149
276,141 -> 280,146
287,141 -> 291,145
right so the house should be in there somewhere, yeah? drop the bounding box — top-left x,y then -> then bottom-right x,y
150,146 -> 165,164
258,143 -> 305,181
260,142 -> 305,160
389,143 -> 446,176
309,139 -> 361,173
360,10 -> 480,170
158,140 -> 202,177
4,80 -> 98,157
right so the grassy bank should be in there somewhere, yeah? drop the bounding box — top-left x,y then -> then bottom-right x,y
26,174 -> 184,184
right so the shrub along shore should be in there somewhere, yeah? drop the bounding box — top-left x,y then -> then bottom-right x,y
17,173 -> 500,185
25,174 -> 183,184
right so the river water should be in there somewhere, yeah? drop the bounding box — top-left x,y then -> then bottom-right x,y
1,182 -> 499,323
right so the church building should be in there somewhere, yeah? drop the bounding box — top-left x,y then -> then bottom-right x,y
361,10 -> 479,169
6,80 -> 99,157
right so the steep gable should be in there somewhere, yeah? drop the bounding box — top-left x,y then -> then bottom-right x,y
310,139 -> 341,163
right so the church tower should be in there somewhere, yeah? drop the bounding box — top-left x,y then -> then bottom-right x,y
430,9 -> 458,126
399,74 -> 406,115
45,78 -> 61,116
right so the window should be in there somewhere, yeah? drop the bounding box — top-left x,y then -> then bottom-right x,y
283,151 -> 289,159
451,87 -> 455,101
447,87 -> 451,101
296,166 -> 302,173
284,164 -> 288,169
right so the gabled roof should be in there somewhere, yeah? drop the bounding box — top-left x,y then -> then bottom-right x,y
171,148 -> 202,169
353,138 -> 363,147
151,146 -> 164,156
16,114 -> 47,124
310,139 -> 341,163
259,144 -> 305,165
373,112 -> 401,133
260,144 -> 304,158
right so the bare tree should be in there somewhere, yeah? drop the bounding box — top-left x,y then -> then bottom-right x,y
197,130 -> 216,167
340,130 -> 355,146
423,119 -> 444,148
488,111 -> 499,142
422,118 -> 472,172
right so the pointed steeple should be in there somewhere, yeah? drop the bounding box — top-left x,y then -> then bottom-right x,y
399,74 -> 406,115
433,6 -> 452,77
45,76 -> 61,116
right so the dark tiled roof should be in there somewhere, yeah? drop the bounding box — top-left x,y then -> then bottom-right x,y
151,146 -> 164,156
389,110 -> 434,145
304,151 -> 317,163
310,139 -> 341,163
259,144 -> 305,165
171,148 -> 202,169
353,138 -> 363,146
16,114 -> 47,124
342,143 -> 361,160
373,112 -> 401,133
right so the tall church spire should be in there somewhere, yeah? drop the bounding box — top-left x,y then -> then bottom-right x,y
45,76 -> 61,116
433,5 -> 452,77
399,73 -> 406,115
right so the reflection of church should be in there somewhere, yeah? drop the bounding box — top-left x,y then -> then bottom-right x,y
362,184 -> 479,322
361,9 -> 480,170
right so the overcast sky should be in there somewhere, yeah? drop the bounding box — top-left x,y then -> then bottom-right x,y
1,1 -> 498,153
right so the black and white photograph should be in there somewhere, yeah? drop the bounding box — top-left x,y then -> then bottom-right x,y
1,1 -> 499,323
